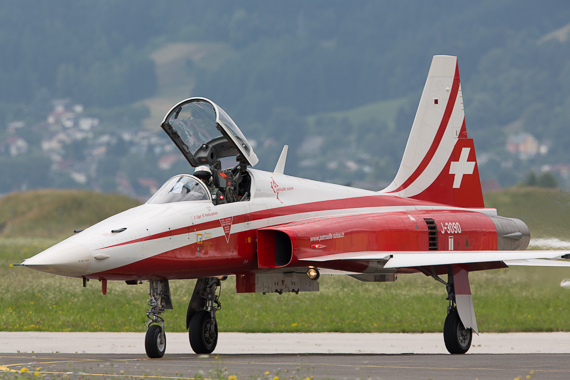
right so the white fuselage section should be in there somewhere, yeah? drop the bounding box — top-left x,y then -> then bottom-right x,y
23,169 -> 377,278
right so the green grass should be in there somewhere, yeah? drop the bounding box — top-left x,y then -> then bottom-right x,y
2,187 -> 570,333
484,186 -> 570,240
3,238 -> 570,333
0,189 -> 141,239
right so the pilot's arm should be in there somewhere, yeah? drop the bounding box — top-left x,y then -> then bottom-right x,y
210,185 -> 227,205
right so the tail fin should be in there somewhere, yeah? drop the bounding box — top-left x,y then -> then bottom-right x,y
382,55 -> 484,208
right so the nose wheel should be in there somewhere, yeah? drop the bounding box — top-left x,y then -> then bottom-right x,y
145,321 -> 166,358
145,280 -> 172,359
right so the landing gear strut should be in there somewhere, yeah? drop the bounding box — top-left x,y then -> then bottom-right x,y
419,265 -> 473,354
442,267 -> 471,353
145,279 -> 172,358
186,277 -> 224,354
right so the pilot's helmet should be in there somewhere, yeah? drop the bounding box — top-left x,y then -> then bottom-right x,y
194,165 -> 212,184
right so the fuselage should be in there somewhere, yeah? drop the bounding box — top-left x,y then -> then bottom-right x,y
23,168 -> 528,281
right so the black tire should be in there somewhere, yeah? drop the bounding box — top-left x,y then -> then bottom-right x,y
189,310 -> 218,354
145,324 -> 166,358
443,308 -> 472,354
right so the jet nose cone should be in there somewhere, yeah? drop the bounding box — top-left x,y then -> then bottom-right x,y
22,241 -> 91,277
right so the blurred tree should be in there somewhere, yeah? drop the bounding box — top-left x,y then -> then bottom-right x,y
0,153 -> 51,193
537,171 -> 559,188
525,171 -> 538,187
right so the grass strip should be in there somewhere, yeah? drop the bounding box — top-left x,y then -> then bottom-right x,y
3,238 -> 570,333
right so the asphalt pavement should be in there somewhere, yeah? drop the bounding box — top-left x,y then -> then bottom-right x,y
2,331 -> 570,354
1,332 -> 570,379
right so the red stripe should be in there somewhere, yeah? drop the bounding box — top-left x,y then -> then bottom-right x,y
98,236 -> 147,250
388,64 -> 460,193
97,194 -> 439,251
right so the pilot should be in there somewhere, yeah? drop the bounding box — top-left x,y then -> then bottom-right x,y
193,165 -> 227,205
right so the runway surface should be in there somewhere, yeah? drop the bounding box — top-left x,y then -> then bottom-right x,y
2,352 -> 569,380
2,331 -> 570,354
1,332 -> 570,379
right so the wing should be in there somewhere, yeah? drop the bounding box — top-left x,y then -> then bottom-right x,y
299,250 -> 570,269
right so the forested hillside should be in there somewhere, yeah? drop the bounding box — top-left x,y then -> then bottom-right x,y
2,1 -> 570,197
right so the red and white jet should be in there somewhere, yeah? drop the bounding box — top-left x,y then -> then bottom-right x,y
21,55 -> 570,357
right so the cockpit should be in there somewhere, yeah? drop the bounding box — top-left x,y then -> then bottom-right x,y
157,98 -> 258,206
161,98 -> 258,169
146,175 -> 209,204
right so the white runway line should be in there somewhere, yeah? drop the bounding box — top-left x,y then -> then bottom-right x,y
2,332 -> 570,355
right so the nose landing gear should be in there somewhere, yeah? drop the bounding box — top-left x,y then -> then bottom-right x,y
145,279 -> 172,358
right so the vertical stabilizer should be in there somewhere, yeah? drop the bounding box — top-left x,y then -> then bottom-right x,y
381,56 -> 484,208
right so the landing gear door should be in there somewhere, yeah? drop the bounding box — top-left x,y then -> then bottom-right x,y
161,97 -> 259,168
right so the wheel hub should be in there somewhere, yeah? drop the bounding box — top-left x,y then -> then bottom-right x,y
157,331 -> 165,351
457,325 -> 471,348
204,320 -> 216,345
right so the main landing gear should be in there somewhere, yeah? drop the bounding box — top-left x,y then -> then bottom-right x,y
145,280 -> 172,358
419,265 -> 473,354
444,308 -> 472,354
443,271 -> 472,354
186,277 -> 224,354
142,277 -> 224,358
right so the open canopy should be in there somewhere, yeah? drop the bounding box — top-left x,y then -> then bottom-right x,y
161,97 -> 258,168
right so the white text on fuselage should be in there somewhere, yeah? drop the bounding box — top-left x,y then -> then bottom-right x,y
310,232 -> 345,242
194,211 -> 219,221
270,178 -> 294,203
440,222 -> 462,234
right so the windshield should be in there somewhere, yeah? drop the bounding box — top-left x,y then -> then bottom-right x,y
147,175 -> 210,204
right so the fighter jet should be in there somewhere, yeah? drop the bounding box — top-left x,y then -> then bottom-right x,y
20,55 -> 570,357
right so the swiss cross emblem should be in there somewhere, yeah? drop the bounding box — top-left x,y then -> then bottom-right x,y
449,147 -> 475,188
219,217 -> 233,243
